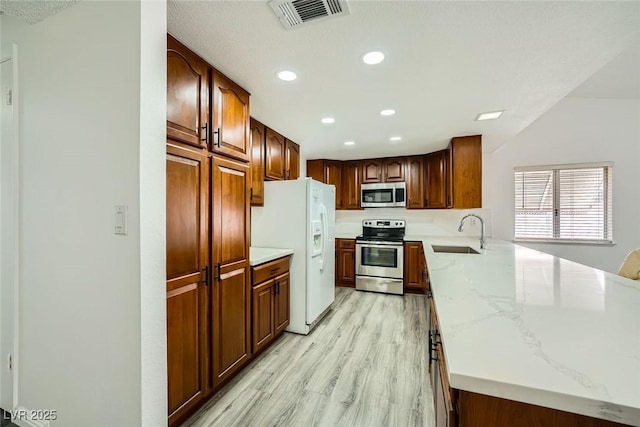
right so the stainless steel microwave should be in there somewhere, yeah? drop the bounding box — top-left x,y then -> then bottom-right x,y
360,182 -> 406,208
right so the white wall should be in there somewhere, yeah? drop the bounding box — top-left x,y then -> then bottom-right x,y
2,1 -> 166,425
485,97 -> 640,273
139,1 -> 168,426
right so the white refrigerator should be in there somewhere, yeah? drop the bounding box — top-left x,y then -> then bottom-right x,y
251,178 -> 336,335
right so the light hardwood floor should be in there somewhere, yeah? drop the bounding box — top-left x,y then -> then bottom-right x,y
184,288 -> 434,427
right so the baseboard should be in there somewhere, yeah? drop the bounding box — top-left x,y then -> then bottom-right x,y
10,407 -> 50,427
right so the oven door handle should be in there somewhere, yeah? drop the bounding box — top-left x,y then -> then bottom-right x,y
356,242 -> 403,248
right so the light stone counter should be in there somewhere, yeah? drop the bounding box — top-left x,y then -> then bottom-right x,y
406,235 -> 640,426
249,247 -> 293,266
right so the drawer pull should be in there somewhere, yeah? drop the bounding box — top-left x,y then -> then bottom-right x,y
270,267 -> 280,274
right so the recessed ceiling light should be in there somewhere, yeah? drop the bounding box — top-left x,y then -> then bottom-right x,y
362,51 -> 385,65
344,141 -> 355,146
475,110 -> 504,121
277,70 -> 297,81
321,117 -> 335,124
390,136 -> 402,141
380,109 -> 396,116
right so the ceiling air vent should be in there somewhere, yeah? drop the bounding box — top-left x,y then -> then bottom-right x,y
269,0 -> 350,30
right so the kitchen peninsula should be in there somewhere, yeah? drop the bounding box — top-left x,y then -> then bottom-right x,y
416,237 -> 640,427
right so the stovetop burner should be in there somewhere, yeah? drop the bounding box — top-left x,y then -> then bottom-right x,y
358,219 -> 406,243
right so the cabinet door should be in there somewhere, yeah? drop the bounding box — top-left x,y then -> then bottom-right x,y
325,161 -> 343,209
252,280 -> 274,354
445,148 -> 453,208
361,159 -> 382,183
167,36 -> 209,149
166,145 -> 210,423
306,159 -> 325,183
211,71 -> 250,161
250,118 -> 265,206
211,155 -> 251,385
404,242 -> 425,292
341,161 -> 361,210
383,158 -> 405,182
337,249 -> 356,286
285,139 -> 300,180
425,150 -> 447,209
265,128 -> 286,180
435,344 -> 457,427
274,272 -> 290,334
405,156 -> 425,209
450,135 -> 482,208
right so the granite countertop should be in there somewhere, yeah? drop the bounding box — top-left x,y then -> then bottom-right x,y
408,235 -> 640,426
249,247 -> 293,266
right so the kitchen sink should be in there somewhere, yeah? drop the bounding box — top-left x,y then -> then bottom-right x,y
431,245 -> 480,254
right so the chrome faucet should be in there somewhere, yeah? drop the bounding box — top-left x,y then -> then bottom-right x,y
458,214 -> 486,249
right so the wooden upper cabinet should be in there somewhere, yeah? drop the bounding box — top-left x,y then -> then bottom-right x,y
166,35 -> 209,149
449,135 -> 482,208
405,156 -> 425,209
166,145 -> 210,424
265,128 -> 286,180
383,158 -> 405,182
211,71 -> 250,162
250,118 -> 265,206
285,139 -> 300,180
425,150 -> 447,209
361,159 -> 383,183
361,158 -> 404,183
341,161 -> 361,210
306,159 -> 324,183
325,161 -> 343,209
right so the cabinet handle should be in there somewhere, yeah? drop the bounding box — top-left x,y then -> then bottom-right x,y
250,187 -> 253,201
275,281 -> 280,295
425,198 -> 428,206
201,266 -> 209,286
216,263 -> 222,282
429,330 -> 440,363
201,123 -> 209,145
214,127 -> 221,147
270,267 -> 280,274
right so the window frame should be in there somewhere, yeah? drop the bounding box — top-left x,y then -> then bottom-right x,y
513,162 -> 614,245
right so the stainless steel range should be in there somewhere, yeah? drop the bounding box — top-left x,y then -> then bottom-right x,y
355,219 -> 405,295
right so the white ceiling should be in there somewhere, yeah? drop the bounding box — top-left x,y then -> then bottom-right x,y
0,0 -> 78,25
569,42 -> 640,100
169,1 -> 640,160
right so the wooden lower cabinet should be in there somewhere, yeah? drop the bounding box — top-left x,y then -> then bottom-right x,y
251,257 -> 291,354
274,273 -> 290,334
404,241 -> 427,293
211,155 -> 251,386
166,144 -> 210,425
335,239 -> 355,287
252,279 -> 275,353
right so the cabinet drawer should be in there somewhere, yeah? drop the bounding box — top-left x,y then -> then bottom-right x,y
338,239 -> 355,249
252,257 -> 289,285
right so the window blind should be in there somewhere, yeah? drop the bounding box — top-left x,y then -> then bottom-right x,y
514,164 -> 612,243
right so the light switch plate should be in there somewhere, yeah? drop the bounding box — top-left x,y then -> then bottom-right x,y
114,205 -> 127,235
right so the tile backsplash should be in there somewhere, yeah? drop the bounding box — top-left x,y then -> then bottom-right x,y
335,208 -> 492,238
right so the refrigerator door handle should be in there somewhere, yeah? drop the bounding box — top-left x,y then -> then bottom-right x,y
319,203 -> 328,272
